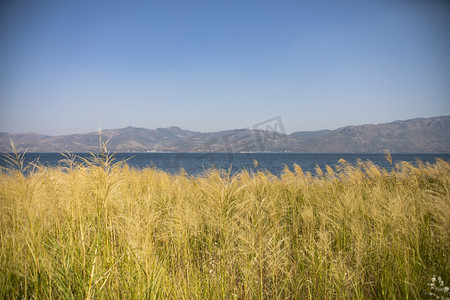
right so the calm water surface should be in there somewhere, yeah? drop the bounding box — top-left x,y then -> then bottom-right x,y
1,152 -> 449,176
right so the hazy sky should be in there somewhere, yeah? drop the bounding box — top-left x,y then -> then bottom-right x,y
1,0 -> 449,135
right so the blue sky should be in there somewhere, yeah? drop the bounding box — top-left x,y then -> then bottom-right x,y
1,0 -> 449,135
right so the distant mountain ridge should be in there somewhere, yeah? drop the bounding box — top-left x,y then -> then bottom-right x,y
1,116 -> 449,153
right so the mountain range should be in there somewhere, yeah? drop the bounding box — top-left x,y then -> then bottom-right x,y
1,116 -> 449,153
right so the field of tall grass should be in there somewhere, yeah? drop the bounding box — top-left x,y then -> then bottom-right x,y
0,146 -> 449,299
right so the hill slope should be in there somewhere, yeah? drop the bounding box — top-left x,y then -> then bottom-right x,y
291,116 -> 450,153
1,116 -> 449,153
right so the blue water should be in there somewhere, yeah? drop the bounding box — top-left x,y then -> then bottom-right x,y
1,152 -> 449,176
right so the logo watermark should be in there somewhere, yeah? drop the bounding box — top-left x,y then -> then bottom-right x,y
163,116 -> 288,171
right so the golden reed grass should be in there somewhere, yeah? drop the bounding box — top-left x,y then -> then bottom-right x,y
0,152 -> 449,299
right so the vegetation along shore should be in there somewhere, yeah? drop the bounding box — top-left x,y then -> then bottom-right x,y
0,147 -> 449,299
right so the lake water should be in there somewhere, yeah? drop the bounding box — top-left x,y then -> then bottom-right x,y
1,152 -> 449,176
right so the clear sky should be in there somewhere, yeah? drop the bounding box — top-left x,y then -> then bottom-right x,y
1,0 -> 449,135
